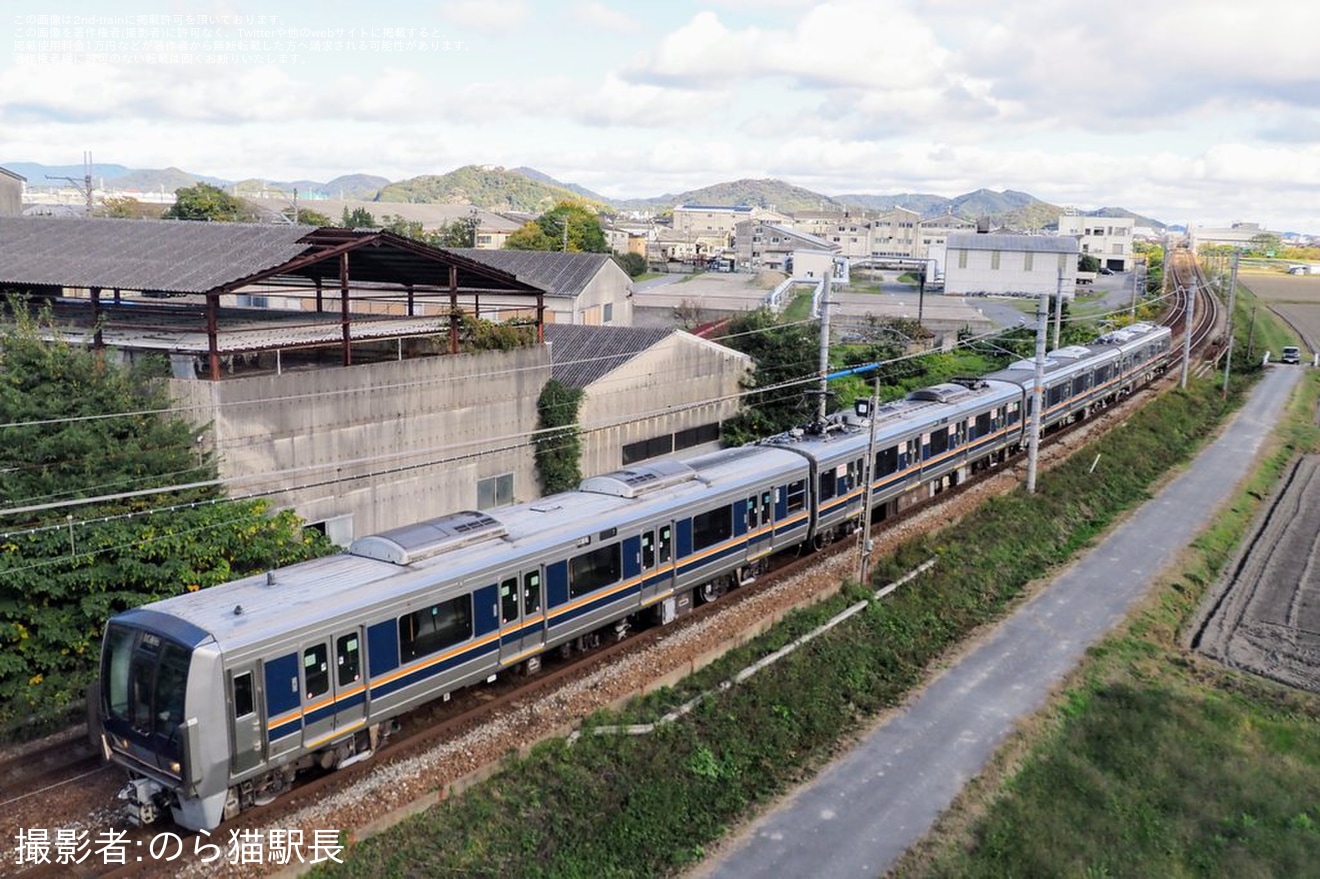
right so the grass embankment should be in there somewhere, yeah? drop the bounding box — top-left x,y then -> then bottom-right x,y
320,371 -> 1300,878
899,369 -> 1320,878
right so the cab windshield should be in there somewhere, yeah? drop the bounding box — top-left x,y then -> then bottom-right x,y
103,624 -> 191,739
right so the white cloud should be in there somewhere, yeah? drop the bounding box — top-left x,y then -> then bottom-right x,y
437,0 -> 532,34
571,2 -> 641,34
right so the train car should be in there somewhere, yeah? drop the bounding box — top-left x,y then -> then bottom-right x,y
763,376 -> 1025,543
93,323 -> 1172,833
94,446 -> 811,831
984,322 -> 1171,430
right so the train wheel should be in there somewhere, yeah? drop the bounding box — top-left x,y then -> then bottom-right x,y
698,578 -> 728,604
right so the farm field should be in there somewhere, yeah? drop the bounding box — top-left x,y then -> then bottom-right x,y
1194,454 -> 1320,694
1237,272 -> 1320,354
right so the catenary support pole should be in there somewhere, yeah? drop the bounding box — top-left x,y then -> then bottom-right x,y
1222,251 -> 1239,397
1026,290 -> 1048,494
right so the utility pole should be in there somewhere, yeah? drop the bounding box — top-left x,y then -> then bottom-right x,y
817,272 -> 832,423
1053,266 -> 1063,350
1246,305 -> 1257,361
1180,277 -> 1196,390
46,150 -> 94,216
855,370 -> 881,586
1222,251 -> 1239,397
1026,290 -> 1048,494
1130,260 -> 1142,320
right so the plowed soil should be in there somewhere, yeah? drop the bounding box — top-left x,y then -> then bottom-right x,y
1193,454 -> 1320,693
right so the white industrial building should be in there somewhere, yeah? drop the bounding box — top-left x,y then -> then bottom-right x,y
939,233 -> 1080,299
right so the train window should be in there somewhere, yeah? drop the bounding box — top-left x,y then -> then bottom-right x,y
232,672 -> 254,719
155,643 -> 189,732
692,506 -> 733,551
974,412 -> 991,439
336,635 -> 361,687
524,570 -> 542,614
1048,385 -> 1065,407
876,446 -> 898,477
746,496 -> 759,529
500,577 -> 519,624
785,480 -> 807,513
641,531 -> 655,569
929,428 -> 949,456
760,491 -> 772,525
569,543 -> 622,598
398,596 -> 474,662
303,644 -> 329,700
659,525 -> 673,563
818,470 -> 837,501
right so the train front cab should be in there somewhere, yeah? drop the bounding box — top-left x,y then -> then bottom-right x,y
97,609 -> 229,831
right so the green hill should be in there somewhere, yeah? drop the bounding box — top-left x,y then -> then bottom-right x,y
611,178 -> 848,214
375,166 -> 601,213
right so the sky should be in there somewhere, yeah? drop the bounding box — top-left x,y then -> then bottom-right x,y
4,0 -> 1320,233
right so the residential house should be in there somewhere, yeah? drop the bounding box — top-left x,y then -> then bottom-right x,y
450,249 -> 633,326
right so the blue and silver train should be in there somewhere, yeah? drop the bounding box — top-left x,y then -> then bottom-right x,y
93,323 -> 1171,830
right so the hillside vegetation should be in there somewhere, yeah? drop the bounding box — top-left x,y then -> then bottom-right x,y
376,165 -> 603,213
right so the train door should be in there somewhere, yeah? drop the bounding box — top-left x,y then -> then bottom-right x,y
639,530 -> 662,604
331,628 -> 367,734
500,569 -> 547,665
228,665 -> 263,775
299,639 -> 334,750
747,490 -> 774,557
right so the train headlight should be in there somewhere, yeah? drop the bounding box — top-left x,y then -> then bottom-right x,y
169,760 -> 181,776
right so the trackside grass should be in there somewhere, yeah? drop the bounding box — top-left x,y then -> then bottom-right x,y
897,368 -> 1320,879
317,374 -> 1317,878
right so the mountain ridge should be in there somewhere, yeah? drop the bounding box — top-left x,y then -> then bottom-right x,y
3,160 -> 1165,228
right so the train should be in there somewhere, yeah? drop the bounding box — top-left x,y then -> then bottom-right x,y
91,322 -> 1172,831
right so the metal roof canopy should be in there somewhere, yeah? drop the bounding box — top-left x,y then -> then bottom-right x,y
0,218 -> 547,380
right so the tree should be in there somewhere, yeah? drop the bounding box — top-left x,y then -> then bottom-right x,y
505,220 -> 556,251
436,213 -> 480,248
1249,232 -> 1282,256
292,207 -> 332,227
715,309 -> 821,445
1078,253 -> 1100,273
99,196 -> 148,219
380,213 -> 435,244
162,182 -> 256,222
0,302 -> 331,731
613,252 -> 647,278
341,206 -> 376,228
505,202 -> 608,253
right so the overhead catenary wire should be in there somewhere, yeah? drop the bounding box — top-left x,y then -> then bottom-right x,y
0,298 -> 1165,535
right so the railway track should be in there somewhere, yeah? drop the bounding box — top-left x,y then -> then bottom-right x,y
1164,249 -> 1225,374
6,292 -> 1229,878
